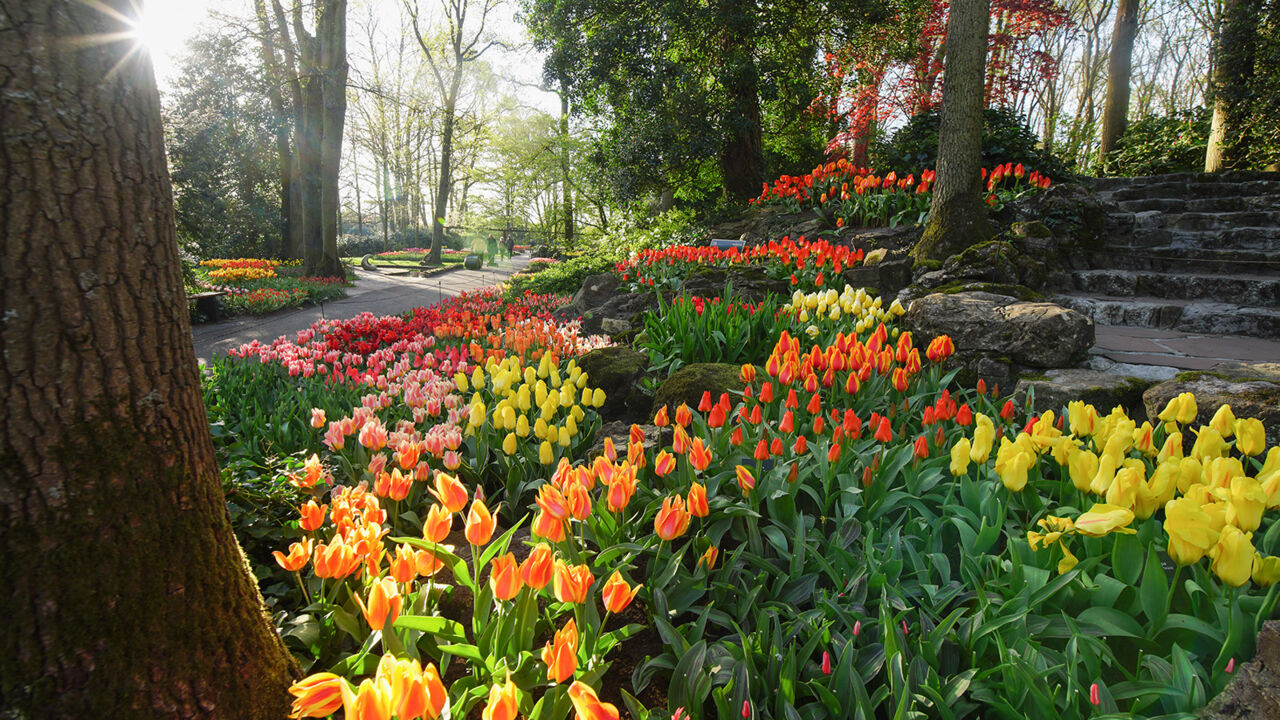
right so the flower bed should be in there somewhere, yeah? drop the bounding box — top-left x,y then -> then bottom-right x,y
614,236 -> 865,294
191,258 -> 348,316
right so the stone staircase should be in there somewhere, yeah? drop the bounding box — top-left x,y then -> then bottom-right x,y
1053,171 -> 1280,339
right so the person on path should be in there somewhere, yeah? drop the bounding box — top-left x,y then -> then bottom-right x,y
486,235 -> 498,266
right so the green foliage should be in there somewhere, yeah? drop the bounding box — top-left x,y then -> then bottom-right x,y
503,247 -> 621,298
874,107 -> 1071,179
638,292 -> 785,379
1099,108 -> 1210,176
164,29 -> 284,259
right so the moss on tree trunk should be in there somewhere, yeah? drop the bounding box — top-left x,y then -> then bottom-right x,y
0,2 -> 298,717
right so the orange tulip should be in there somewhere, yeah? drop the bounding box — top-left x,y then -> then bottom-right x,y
299,500 -> 327,532
490,552 -> 524,601
553,559 -> 594,604
274,539 -> 313,572
672,425 -> 691,454
566,481 -> 592,521
482,677 -> 519,720
654,496 -> 691,541
607,469 -> 637,512
568,681 -> 620,720
376,655 -> 447,720
521,542 -> 555,589
313,536 -> 362,579
396,440 -> 422,471
532,509 -> 567,542
430,472 -> 469,513
698,545 -> 719,570
654,405 -> 670,427
288,672 -> 346,719
375,468 -> 413,502
689,437 -> 712,472
541,618 -> 579,683
356,577 -> 403,631
388,544 -> 417,583
675,403 -> 693,427
687,482 -> 709,517
735,465 -> 756,496
537,484 -> 571,520
602,571 -> 642,613
466,497 -> 496,546
423,503 -> 452,543
341,677 -> 393,720
414,549 -> 445,578
654,450 -> 677,477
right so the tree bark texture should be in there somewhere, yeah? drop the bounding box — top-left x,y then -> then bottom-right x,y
560,88 -> 574,248
431,92 -> 458,266
0,2 -> 298,717
914,0 -> 994,262
718,0 -> 764,204
1098,0 -> 1140,160
1205,0 -> 1262,171
253,0 -> 299,260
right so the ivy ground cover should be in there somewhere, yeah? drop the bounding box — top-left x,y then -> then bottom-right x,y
206,245 -> 1280,720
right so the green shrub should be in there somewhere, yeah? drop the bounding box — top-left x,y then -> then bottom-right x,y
1099,107 -> 1210,176
503,246 -> 621,298
873,107 -> 1071,179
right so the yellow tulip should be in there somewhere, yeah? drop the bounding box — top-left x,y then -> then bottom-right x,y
503,432 -> 518,456
1253,554 -> 1280,587
950,438 -> 971,476
1058,543 -> 1079,574
970,414 -> 995,464
1164,497 -> 1220,566
1068,449 -> 1099,492
1227,476 -> 1267,532
1105,466 -> 1143,511
516,415 -> 531,438
1235,418 -> 1266,456
1089,453 -> 1118,496
592,387 -> 606,407
1068,400 -> 1098,437
1132,422 -> 1157,455
539,440 -> 554,465
1191,426 -> 1226,461
998,451 -> 1032,492
1158,431 -> 1184,464
1075,503 -> 1137,537
1210,525 -> 1255,587
1202,501 -> 1229,532
1210,404 -> 1236,438
558,425 -> 572,448
1147,460 -> 1180,506
468,401 -> 486,429
1177,456 -> 1203,494
1204,457 -> 1244,490
455,371 -> 470,392
471,366 -> 486,390
1157,392 -> 1197,426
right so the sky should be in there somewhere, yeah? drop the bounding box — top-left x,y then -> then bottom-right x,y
139,0 -> 559,112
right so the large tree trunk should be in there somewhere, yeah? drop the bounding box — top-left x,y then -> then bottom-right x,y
315,0 -> 348,278
430,94 -> 457,266
913,0 -> 993,262
254,0 -> 298,260
560,87 -> 574,248
1205,0 -> 1262,171
718,0 -> 764,204
0,2 -> 298,717
1098,0 -> 1140,162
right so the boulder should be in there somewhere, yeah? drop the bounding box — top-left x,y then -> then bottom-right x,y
1143,362 -> 1280,445
653,363 -> 745,417
1014,369 -> 1152,421
1007,182 -> 1110,251
576,347 -> 652,422
918,240 -> 1049,291
842,259 -> 913,298
571,272 -> 621,311
553,272 -> 663,339
906,291 -> 1095,369
680,265 -> 790,303
1201,620 -> 1280,719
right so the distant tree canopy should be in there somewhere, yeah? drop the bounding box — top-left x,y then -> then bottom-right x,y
520,0 -> 887,207
165,30 -> 285,259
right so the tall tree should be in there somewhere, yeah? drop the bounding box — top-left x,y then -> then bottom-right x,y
1097,0 -> 1140,160
403,0 -> 502,265
1204,0 -> 1264,170
0,1 -> 298,717
913,0 -> 993,261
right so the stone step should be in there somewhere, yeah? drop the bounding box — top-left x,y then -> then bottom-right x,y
1167,227 -> 1280,252
1116,195 -> 1280,213
1086,246 -> 1280,275
1055,293 -> 1280,338
1070,268 -> 1280,305
1170,210 -> 1280,231
1092,171 -> 1280,192
1107,180 -> 1280,203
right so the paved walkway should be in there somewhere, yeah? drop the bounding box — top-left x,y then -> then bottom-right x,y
1091,325 -> 1280,374
191,255 -> 530,364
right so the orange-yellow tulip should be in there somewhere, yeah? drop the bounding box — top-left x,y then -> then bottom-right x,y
689,437 -> 712,472
602,571 -> 642,613
299,500 -> 327,531
568,681 -> 620,720
654,496 -> 691,541
553,559 -> 594,604
698,545 -> 719,570
687,482 -> 709,518
466,497 -> 496,546
341,677 -> 393,720
675,403 -> 693,427
374,468 -> 413,501
672,425 -> 691,454
537,484 -> 570,520
482,677 -> 519,720
566,481 -> 593,521
423,503 -> 453,544
431,472 -> 469,513
541,618 -> 579,683
532,509 -> 566,542
735,465 -> 756,496
654,405 -> 670,427
521,542 -> 555,590
288,672 -> 346,719
375,655 -> 447,720
414,549 -> 445,578
654,450 -> 677,477
274,539 -> 313,572
313,536 -> 362,579
387,544 -> 416,584
355,577 -> 403,631
490,552 -> 524,601
607,466 -> 637,512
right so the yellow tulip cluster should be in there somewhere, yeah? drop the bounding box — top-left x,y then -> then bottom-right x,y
783,285 -> 907,337
953,394 -> 1280,586
456,354 -> 606,465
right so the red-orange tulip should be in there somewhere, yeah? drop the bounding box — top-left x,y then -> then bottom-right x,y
288,672 -> 347,718
736,465 -> 756,495
688,482 -> 709,517
654,405 -> 670,427
537,484 -> 570,520
465,497 -> 496,546
602,570 -> 642,613
654,496 -> 691,540
542,618 -> 579,683
689,437 -> 713,471
553,559 -> 594,604
699,545 -> 719,570
654,450 -> 677,477
568,681 -> 620,720
675,403 -> 693,427
532,509 -> 566,542
490,552 -> 524,601
521,542 -> 555,589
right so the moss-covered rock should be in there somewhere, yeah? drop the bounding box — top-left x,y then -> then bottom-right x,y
1014,369 -> 1152,421
653,363 -> 745,416
1144,362 -> 1280,445
577,347 -> 651,422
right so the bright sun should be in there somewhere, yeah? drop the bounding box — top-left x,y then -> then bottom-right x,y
125,0 -> 209,85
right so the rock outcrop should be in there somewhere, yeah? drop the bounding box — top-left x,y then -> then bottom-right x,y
576,347 -> 652,422
1143,361 -> 1280,444
1013,369 -> 1152,421
653,363 -> 745,416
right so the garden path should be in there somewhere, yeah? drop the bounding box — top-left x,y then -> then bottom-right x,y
1090,325 -> 1280,374
190,255 -> 531,365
